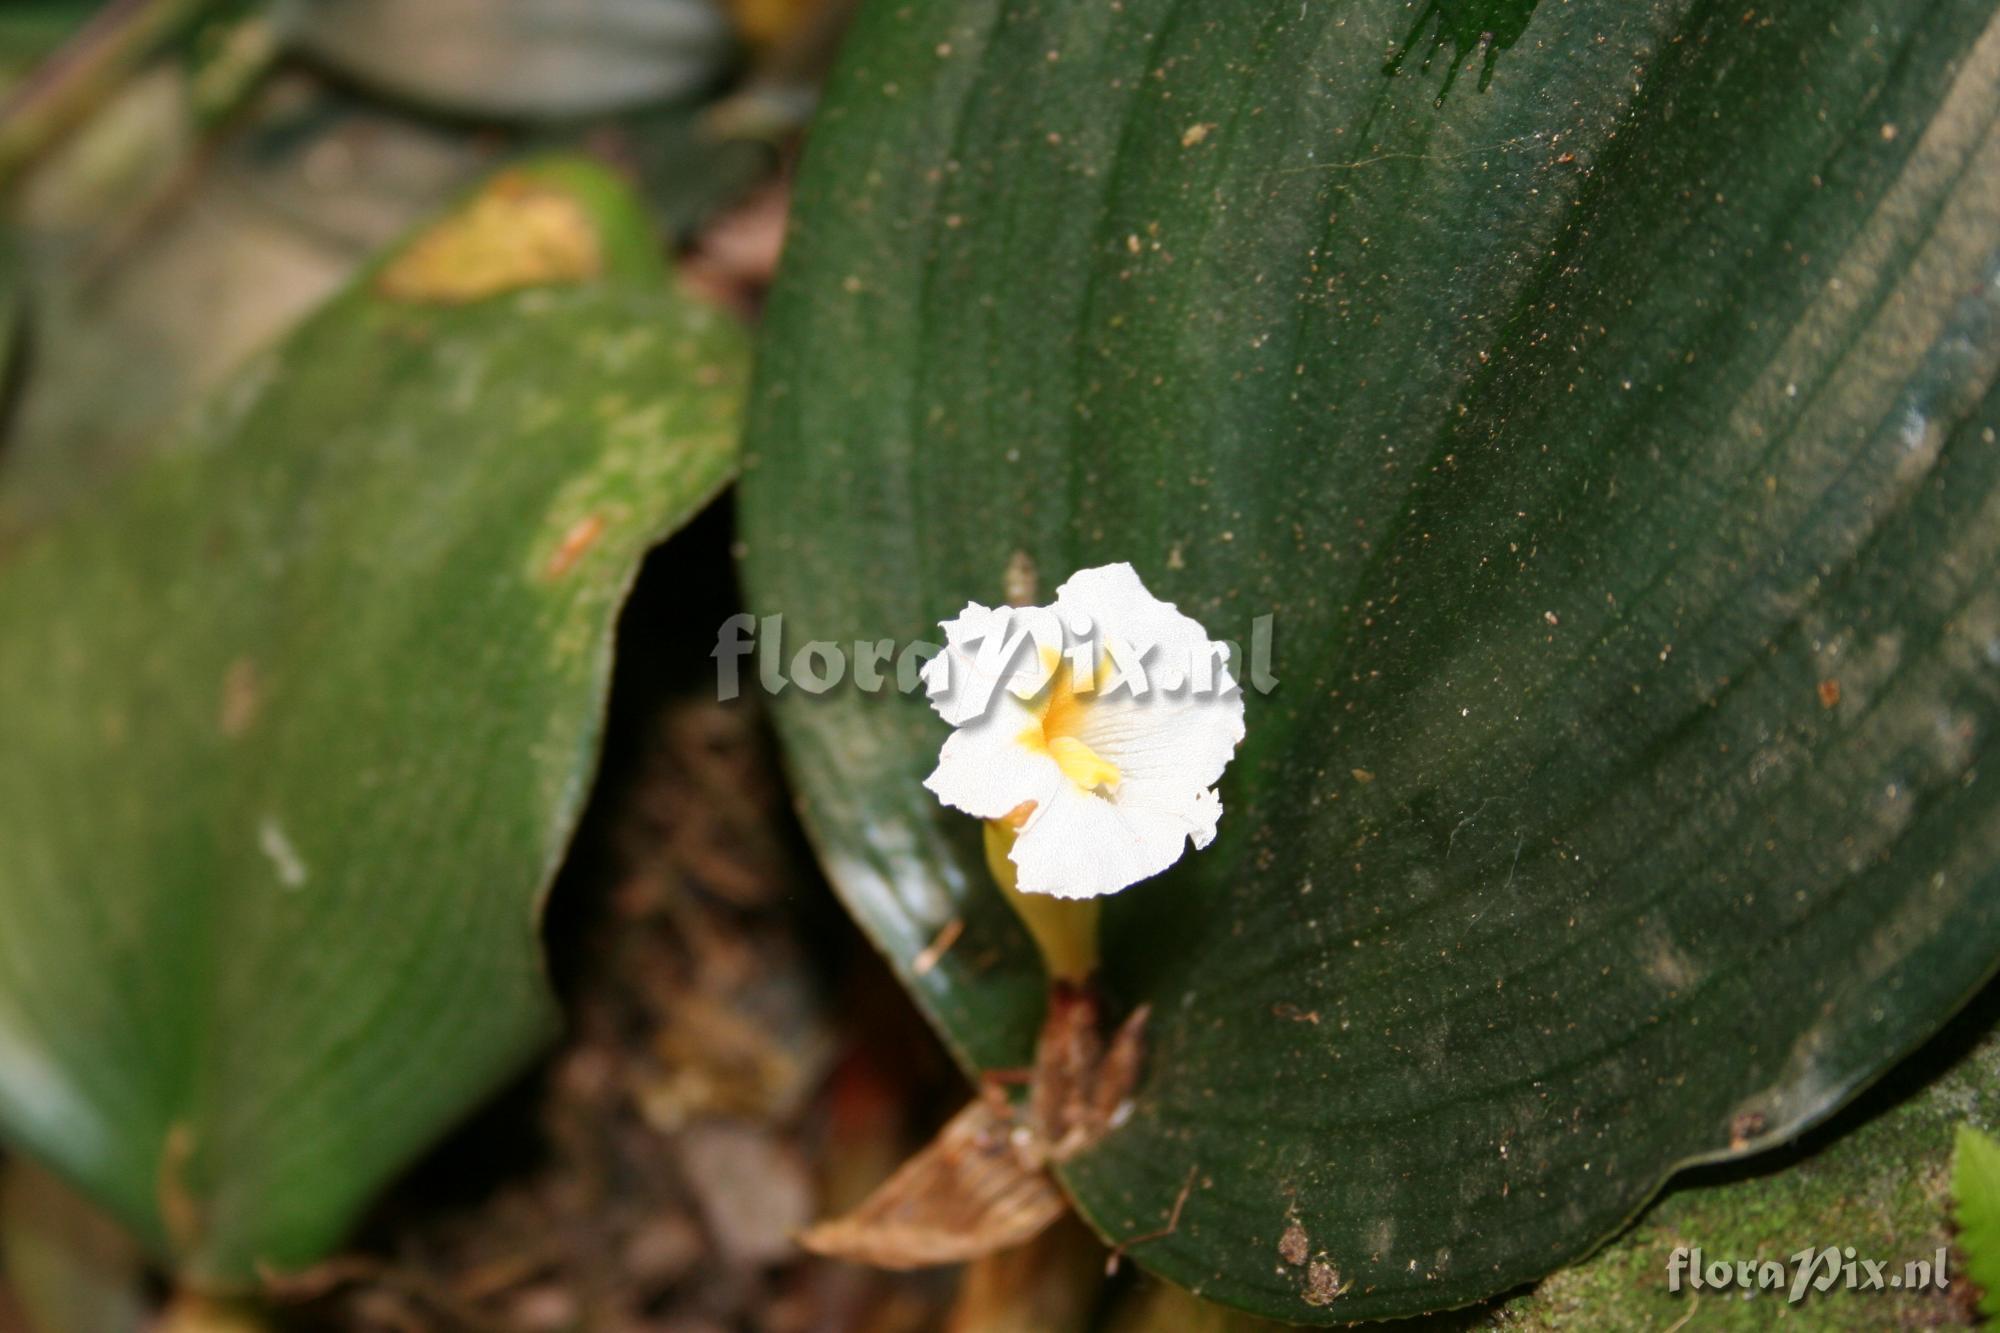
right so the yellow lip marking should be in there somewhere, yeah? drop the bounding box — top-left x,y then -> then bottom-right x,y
1017,647 -> 1122,793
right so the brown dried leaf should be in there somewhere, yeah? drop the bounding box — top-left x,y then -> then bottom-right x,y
797,1098 -> 1065,1269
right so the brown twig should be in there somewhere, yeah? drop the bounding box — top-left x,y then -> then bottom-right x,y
1104,1164 -> 1198,1276
912,917 -> 964,975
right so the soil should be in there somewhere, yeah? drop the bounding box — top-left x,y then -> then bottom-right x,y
282,507 -> 969,1333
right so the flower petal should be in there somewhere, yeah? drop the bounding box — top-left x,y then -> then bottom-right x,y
923,690 -> 1064,821
1048,561 -> 1238,696
1055,565 -> 1245,867
924,562 -> 1247,898
1077,689 -> 1241,787
922,600 -> 1061,726
1009,779 -> 1213,899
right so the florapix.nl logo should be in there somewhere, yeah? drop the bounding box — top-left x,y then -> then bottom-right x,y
711,606 -> 1278,713
1667,1245 -> 1953,1304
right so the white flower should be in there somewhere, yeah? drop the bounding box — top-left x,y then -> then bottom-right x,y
920,562 -> 1246,899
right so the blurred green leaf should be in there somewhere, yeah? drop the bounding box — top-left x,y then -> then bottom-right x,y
0,86 -> 506,546
0,156 -> 747,1282
1956,1123 -> 2000,1317
739,0 -> 2000,1322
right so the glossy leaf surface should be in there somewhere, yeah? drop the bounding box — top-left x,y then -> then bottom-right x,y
740,1 -> 2000,1319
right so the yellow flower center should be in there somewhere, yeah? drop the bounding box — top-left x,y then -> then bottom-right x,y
1018,648 -> 1121,794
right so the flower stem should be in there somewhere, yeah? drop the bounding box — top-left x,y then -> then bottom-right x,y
983,819 -> 1099,983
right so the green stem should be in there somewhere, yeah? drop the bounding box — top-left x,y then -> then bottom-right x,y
0,0 -> 220,191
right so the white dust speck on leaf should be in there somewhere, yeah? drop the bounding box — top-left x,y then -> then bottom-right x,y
259,816 -> 308,890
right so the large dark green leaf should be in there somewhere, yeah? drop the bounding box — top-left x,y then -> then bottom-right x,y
739,0 -> 2000,1320
0,158 -> 747,1282
1109,998 -> 2000,1329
